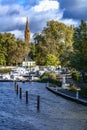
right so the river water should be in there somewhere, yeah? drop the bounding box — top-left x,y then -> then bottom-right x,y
0,82 -> 87,130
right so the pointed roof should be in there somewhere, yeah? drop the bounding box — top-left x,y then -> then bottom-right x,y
25,17 -> 29,31
25,17 -> 30,42
23,55 -> 33,61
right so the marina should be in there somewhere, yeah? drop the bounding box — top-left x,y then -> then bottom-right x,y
0,66 -> 40,82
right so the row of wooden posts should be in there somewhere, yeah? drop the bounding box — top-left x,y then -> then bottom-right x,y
14,82 -> 40,111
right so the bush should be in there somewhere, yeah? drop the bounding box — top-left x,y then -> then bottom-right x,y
40,72 -> 61,86
80,86 -> 87,98
49,72 -> 56,80
69,86 -> 77,92
72,71 -> 80,81
40,72 -> 55,82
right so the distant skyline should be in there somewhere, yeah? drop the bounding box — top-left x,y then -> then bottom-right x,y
0,0 -> 87,41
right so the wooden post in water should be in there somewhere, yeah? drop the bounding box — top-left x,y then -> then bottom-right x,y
26,91 -> 28,104
14,81 -> 16,87
15,84 -> 18,95
14,81 -> 17,91
14,84 -> 16,91
20,88 -> 22,99
37,96 -> 40,111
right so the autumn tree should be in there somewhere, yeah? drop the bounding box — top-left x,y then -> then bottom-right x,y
34,20 -> 74,66
0,44 -> 6,65
0,33 -> 29,66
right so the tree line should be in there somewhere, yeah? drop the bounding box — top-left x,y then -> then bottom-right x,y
0,20 -> 87,74
0,33 -> 30,65
32,20 -> 87,73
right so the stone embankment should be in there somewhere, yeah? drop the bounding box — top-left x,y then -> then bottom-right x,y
46,86 -> 87,106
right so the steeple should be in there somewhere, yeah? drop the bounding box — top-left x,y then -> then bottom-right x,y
25,17 -> 30,43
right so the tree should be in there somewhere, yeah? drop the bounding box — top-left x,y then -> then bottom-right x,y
15,39 -> 26,65
71,20 -> 87,72
34,20 -> 74,66
60,46 -> 73,67
0,33 -> 30,66
1,33 -> 19,65
0,44 -> 6,65
0,33 -> 8,65
29,42 -> 36,60
45,54 -> 60,66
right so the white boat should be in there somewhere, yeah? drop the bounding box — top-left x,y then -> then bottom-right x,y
2,73 -> 11,80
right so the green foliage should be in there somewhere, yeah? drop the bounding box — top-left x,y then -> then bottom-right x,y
69,85 -> 77,92
0,45 -> 6,65
29,42 -> 36,60
0,39 -> 7,65
39,72 -> 50,82
44,72 -> 57,83
40,72 -> 61,86
45,54 -> 60,66
80,86 -> 87,98
40,72 -> 56,80
0,53 -> 6,65
34,20 -> 74,66
72,71 -> 81,81
70,20 -> 87,72
0,33 -> 28,66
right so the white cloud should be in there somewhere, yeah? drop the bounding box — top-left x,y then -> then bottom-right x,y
9,30 -> 24,39
14,16 -> 26,24
0,0 -> 80,41
34,0 -> 59,12
0,4 -> 9,15
29,0 -> 63,34
61,19 -> 79,27
30,32 -> 34,41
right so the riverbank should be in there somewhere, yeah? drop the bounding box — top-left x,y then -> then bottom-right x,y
46,86 -> 87,106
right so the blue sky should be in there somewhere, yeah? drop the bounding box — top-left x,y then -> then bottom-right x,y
0,0 -> 87,41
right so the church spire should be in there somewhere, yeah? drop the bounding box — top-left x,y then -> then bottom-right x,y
25,17 -> 30,43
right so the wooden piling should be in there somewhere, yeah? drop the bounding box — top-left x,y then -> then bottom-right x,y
37,96 -> 40,111
20,88 -> 22,99
14,82 -> 17,91
26,91 -> 28,104
14,81 -> 16,87
14,84 -> 16,91
16,84 -> 18,95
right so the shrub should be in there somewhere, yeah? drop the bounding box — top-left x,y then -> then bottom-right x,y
69,86 -> 77,92
80,86 -> 87,98
49,72 -> 56,80
40,72 -> 61,86
72,71 -> 80,81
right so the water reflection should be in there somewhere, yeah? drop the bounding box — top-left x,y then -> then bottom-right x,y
0,82 -> 87,130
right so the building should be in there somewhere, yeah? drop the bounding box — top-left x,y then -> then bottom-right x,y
22,55 -> 35,67
23,17 -> 35,67
24,17 -> 30,43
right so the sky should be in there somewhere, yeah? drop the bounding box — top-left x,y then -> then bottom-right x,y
0,0 -> 87,41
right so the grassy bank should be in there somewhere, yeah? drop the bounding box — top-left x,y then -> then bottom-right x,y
0,66 -> 15,74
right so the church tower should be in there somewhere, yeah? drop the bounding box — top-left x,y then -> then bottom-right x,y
25,17 -> 30,43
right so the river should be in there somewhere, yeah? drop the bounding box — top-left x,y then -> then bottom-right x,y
0,82 -> 87,130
